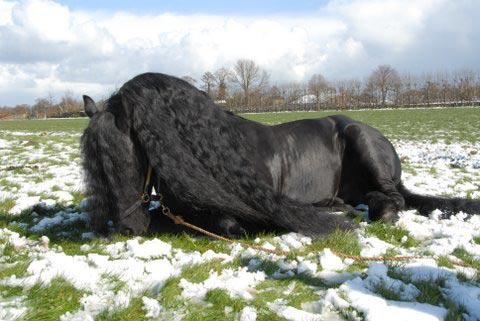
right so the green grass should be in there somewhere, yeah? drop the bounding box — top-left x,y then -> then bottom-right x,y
414,280 -> 446,306
373,280 -> 403,301
150,233 -> 232,254
452,248 -> 480,270
179,259 -> 230,283
365,223 -> 421,248
22,278 -> 84,321
437,256 -> 455,269
184,289 -> 245,321
2,107 -> 479,142
242,107 -> 480,143
474,236 -> 480,245
0,260 -> 30,280
0,198 -> 16,214
96,297 -> 149,321
299,230 -> 361,257
0,118 -> 88,132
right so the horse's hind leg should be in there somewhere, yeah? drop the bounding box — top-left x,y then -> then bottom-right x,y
343,123 -> 405,222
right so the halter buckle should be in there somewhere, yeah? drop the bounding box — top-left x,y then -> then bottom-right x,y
141,193 -> 150,203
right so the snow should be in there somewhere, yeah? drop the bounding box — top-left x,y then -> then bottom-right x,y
297,259 -> 317,275
142,296 -> 163,318
179,267 -> 266,301
125,239 -> 172,259
268,299 -> 323,321
10,196 -> 40,215
397,210 -> 480,258
362,263 -> 421,301
333,276 -> 448,321
358,234 -> 395,257
238,306 -> 257,321
318,249 -> 345,271
445,282 -> 480,320
273,233 -> 312,252
0,295 -> 27,321
6,231 -> 27,250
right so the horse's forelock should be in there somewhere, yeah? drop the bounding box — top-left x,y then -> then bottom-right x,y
81,110 -> 123,233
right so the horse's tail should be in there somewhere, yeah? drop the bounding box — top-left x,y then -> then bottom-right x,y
398,182 -> 480,216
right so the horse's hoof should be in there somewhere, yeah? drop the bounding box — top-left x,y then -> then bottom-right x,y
369,203 -> 399,223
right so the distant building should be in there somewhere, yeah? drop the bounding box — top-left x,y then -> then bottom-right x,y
293,94 -> 317,105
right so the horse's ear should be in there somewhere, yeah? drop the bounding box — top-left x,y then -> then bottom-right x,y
83,95 -> 98,118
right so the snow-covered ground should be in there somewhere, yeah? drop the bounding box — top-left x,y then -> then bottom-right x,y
1,129 -> 479,321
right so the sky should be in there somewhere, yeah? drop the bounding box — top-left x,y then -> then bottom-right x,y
0,0 -> 479,105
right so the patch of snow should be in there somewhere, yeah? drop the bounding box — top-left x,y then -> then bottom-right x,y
331,277 -> 447,321
52,191 -> 73,203
297,259 -> 317,275
268,299 -> 322,321
316,271 -> 357,285
273,233 -> 312,252
363,263 -> 421,301
0,295 -> 27,321
10,196 -> 40,215
358,234 -> 395,257
142,296 -> 162,318
238,306 -> 257,321
397,210 -> 480,257
179,267 -> 265,301
318,249 -> 345,271
444,282 -> 480,320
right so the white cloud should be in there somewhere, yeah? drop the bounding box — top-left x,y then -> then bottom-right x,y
0,0 -> 478,105
326,0 -> 443,51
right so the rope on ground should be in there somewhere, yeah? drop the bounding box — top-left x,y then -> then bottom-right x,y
162,211 -> 468,266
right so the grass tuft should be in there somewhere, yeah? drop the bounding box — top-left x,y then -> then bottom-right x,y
366,223 -> 421,248
23,278 -> 84,321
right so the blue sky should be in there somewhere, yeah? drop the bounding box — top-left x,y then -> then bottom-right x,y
58,0 -> 328,15
0,0 -> 479,105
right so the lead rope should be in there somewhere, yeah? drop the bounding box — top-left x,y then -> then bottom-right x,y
144,167 -> 469,267
154,193 -> 287,256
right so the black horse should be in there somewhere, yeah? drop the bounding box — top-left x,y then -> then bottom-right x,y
81,72 -> 479,237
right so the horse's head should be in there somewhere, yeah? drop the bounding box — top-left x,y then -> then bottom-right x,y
81,95 -> 150,235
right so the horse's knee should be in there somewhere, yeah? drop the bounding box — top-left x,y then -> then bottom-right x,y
366,191 -> 402,223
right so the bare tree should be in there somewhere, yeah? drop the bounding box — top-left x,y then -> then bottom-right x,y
32,96 -> 54,119
367,65 -> 401,107
214,67 -> 232,101
348,78 -> 363,108
308,74 -> 329,110
231,59 -> 268,108
280,82 -> 304,107
58,91 -> 81,115
201,71 -> 217,98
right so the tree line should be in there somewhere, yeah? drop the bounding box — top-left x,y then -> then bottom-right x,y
1,60 -> 479,119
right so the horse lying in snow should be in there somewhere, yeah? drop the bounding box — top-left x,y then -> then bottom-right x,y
81,72 -> 480,237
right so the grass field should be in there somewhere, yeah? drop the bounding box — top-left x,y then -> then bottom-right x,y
2,107 -> 479,142
1,107 -> 480,321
